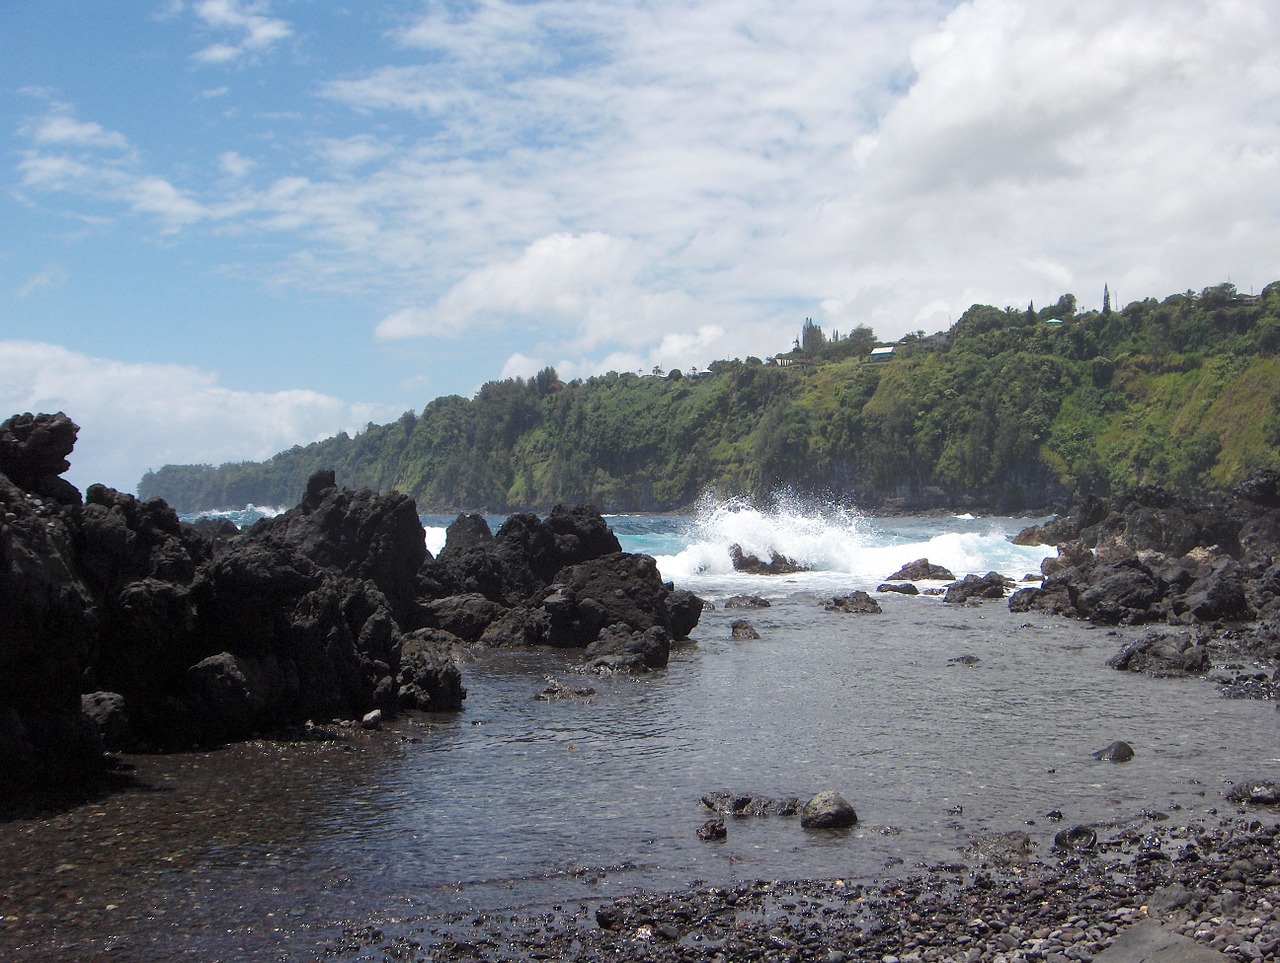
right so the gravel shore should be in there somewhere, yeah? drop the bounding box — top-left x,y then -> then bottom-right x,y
327,806 -> 1280,962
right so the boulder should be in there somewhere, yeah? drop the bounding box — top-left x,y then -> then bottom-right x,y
536,676 -> 596,701
538,553 -> 675,647
1092,740 -> 1135,762
943,572 -> 1011,604
878,582 -> 919,595
697,817 -> 727,841
800,790 -> 858,829
724,595 -> 771,608
427,506 -> 623,607
1052,825 -> 1097,851
1176,557 -> 1252,623
1226,779 -> 1280,806
701,791 -> 800,817
397,629 -> 467,712
731,619 -> 761,639
1107,631 -> 1210,677
825,591 -> 883,614
425,592 -> 507,643
729,544 -> 808,575
666,589 -> 704,641
886,558 -> 955,581
0,468 -> 101,788
0,411 -> 82,505
80,691 -> 130,750
584,623 -> 671,673
185,651 -> 292,743
1075,559 -> 1164,624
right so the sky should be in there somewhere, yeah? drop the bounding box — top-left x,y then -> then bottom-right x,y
3,0 -> 1279,495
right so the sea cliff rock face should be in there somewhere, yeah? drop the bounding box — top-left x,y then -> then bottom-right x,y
0,412 -> 702,793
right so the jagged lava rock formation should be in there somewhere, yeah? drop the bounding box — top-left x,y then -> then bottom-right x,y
0,412 -> 702,793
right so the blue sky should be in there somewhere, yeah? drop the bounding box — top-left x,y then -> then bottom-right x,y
3,0 -> 1279,495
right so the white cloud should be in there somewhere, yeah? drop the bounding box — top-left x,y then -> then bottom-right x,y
499,353 -> 545,381
377,232 -> 672,348
12,0 -> 1280,404
0,341 -> 397,495
218,151 -> 255,178
317,135 -> 393,171
191,0 -> 291,64
29,113 -> 129,151
16,264 -> 69,299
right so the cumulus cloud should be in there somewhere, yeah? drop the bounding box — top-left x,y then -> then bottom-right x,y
0,342 -> 397,495
376,232 -> 685,349
190,0 -> 291,64
11,0 -> 1280,404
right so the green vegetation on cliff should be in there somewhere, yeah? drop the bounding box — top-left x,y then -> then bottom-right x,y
140,282 -> 1280,513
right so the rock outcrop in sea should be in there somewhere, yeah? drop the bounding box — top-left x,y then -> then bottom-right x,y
1011,471 -> 1280,639
0,412 -> 703,793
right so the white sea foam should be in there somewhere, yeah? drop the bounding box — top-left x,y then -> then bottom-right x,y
424,526 -> 449,556
651,495 -> 1053,596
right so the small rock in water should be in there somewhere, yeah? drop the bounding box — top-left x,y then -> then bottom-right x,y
824,591 -> 882,614
697,817 -> 727,840
731,619 -> 761,640
877,582 -> 919,595
886,558 -> 956,581
1052,825 -> 1097,851
1092,740 -> 1134,762
724,595 -> 772,609
800,790 -> 858,829
361,709 -> 383,730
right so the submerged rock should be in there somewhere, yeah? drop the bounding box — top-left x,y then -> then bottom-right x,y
1107,631 -> 1210,677
724,595 -> 771,609
697,817 -> 727,841
1093,740 -> 1135,763
701,790 -> 800,817
825,591 -> 883,614
731,619 -> 761,639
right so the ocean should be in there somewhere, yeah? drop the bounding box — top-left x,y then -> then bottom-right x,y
8,500 -> 1276,959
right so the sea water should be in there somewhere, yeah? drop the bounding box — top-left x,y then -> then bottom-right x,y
11,500 -> 1274,959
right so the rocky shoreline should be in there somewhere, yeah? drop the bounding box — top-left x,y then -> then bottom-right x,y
320,803 -> 1280,962
8,410 -> 1280,960
0,412 -> 703,792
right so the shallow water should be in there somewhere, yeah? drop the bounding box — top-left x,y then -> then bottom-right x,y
3,591 -> 1278,961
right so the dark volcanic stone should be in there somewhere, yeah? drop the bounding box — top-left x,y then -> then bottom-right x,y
697,817 -> 727,840
584,623 -> 671,673
1092,740 -> 1135,763
800,790 -> 858,829
944,572 -> 1011,604
724,595 -> 771,609
666,589 -> 704,641
825,590 -> 883,614
1107,630 -> 1210,677
729,543 -> 808,575
878,581 -> 920,595
250,469 -> 427,629
0,411 -> 81,504
887,558 -> 955,581
397,629 -> 466,712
